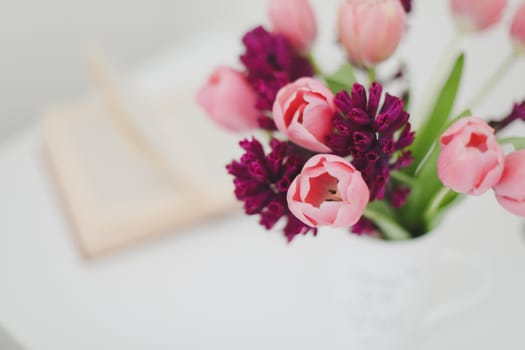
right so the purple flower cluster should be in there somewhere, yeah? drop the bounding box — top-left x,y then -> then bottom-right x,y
351,217 -> 377,235
327,82 -> 415,201
489,100 -> 525,133
240,26 -> 314,128
226,138 -> 317,242
400,0 -> 412,13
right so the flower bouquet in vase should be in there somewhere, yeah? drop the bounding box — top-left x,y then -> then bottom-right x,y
197,0 -> 525,347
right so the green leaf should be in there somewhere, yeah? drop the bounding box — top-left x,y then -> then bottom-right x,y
498,137 -> 525,150
390,170 -> 416,186
325,64 -> 356,94
436,189 -> 462,211
306,53 -> 323,76
402,89 -> 411,111
423,187 -> 457,223
414,109 -> 472,175
364,206 -> 411,241
408,53 -> 465,175
397,146 -> 441,234
425,190 -> 464,232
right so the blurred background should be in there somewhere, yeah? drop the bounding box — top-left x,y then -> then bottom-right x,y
1,1 -> 525,349
0,0 -> 269,142
1,0 -> 524,143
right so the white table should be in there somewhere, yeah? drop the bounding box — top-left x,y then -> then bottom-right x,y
1,125 -> 525,350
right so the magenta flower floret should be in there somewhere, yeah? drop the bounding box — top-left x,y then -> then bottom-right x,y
489,100 -> 525,133
351,217 -> 376,235
391,187 -> 411,208
227,137 -> 317,241
400,0 -> 412,13
327,82 -> 415,201
240,26 -> 314,115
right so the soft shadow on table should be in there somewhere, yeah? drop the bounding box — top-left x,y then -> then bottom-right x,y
0,325 -> 25,350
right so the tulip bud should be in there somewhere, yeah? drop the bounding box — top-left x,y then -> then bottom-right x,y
268,0 -> 317,52
450,0 -> 507,32
338,0 -> 406,67
511,2 -> 525,53
438,117 -> 504,195
197,66 -> 260,132
287,154 -> 370,228
273,77 -> 335,153
493,150 -> 525,217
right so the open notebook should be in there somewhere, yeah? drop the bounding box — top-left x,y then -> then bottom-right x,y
43,50 -> 241,258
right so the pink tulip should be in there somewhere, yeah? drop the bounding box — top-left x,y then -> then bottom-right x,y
450,0 -> 507,32
268,0 -> 317,52
287,154 -> 370,228
438,117 -> 504,195
338,0 -> 406,67
511,2 -> 525,52
196,66 -> 260,132
273,77 -> 334,152
493,150 -> 525,217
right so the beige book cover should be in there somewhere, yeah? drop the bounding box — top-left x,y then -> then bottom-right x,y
43,53 -> 241,259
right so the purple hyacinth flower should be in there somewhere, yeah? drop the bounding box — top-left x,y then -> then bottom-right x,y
327,82 -> 415,202
227,137 -> 317,241
400,0 -> 412,13
240,26 -> 314,112
489,100 -> 525,133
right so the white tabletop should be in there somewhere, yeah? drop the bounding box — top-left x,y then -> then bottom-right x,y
0,124 -> 525,350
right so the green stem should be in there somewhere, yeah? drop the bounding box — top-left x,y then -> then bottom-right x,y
498,137 -> 525,150
363,208 -> 411,241
367,67 -> 376,84
390,170 -> 416,186
423,186 -> 453,222
414,30 -> 463,123
307,53 -> 323,77
467,52 -> 518,109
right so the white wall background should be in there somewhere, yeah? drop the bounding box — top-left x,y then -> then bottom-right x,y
0,0 -> 267,142
1,0 -> 524,142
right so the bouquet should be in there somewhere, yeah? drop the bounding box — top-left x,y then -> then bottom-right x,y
197,0 -> 525,242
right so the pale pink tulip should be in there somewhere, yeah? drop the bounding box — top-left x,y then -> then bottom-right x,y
511,2 -> 525,52
338,0 -> 406,67
197,66 -> 260,132
268,0 -> 317,52
287,154 -> 370,227
493,150 -> 525,217
450,0 -> 507,32
273,77 -> 334,152
438,117 -> 504,195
